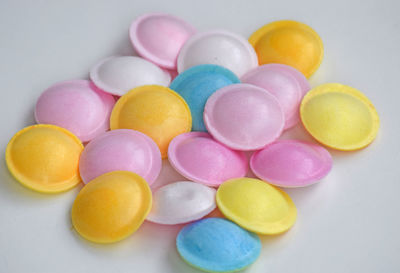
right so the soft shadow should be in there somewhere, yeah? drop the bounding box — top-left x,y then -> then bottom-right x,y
151,159 -> 186,190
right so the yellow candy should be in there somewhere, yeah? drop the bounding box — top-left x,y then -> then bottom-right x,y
110,85 -> 192,158
249,20 -> 323,78
216,178 -> 297,235
5,124 -> 83,193
300,83 -> 379,151
71,171 -> 152,243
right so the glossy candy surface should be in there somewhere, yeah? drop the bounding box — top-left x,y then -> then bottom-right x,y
204,83 -> 284,151
300,83 -> 379,150
250,140 -> 332,187
71,171 -> 152,243
147,181 -> 216,225
35,80 -> 115,142
170,64 -> 240,131
5,124 -> 83,193
168,132 -> 248,186
176,218 -> 261,272
79,129 -> 161,185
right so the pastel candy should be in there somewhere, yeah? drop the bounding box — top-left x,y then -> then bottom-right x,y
170,64 -> 240,131
204,83 -> 284,151
168,132 -> 248,187
177,30 -> 258,77
79,129 -> 162,185
176,218 -> 261,272
250,140 -> 332,187
35,80 -> 115,142
130,13 -> 196,69
241,64 -> 310,129
147,181 -> 216,225
90,56 -> 171,96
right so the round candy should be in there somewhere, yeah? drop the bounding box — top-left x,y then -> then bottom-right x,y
79,129 -> 161,185
5,124 -> 83,193
249,20 -> 323,78
71,171 -> 152,243
35,80 -> 115,142
168,132 -> 247,186
147,181 -> 216,225
204,83 -> 284,151
250,140 -> 332,187
90,56 -> 171,96
176,218 -> 261,273
110,85 -> 192,158
177,30 -> 258,77
216,178 -> 297,235
300,83 -> 380,151
170,64 -> 240,131
130,13 -> 196,69
241,64 -> 310,129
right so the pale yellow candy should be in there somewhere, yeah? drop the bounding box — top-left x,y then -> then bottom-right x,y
71,171 -> 152,243
300,83 -> 379,151
5,124 -> 83,193
110,85 -> 192,158
216,178 -> 297,235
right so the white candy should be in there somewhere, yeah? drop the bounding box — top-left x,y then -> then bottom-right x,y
147,181 -> 216,225
177,30 -> 258,77
90,56 -> 171,96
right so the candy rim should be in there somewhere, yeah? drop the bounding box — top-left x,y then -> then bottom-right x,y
248,20 -> 323,78
130,13 -> 196,69
300,83 -> 380,151
5,124 -> 84,193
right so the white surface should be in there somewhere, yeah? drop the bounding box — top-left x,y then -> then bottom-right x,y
0,0 -> 399,272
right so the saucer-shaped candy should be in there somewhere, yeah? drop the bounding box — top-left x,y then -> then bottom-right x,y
168,132 -> 247,186
90,56 -> 171,96
110,85 -> 192,158
130,13 -> 196,69
176,218 -> 261,272
5,124 -> 83,193
79,129 -> 161,185
241,64 -> 310,129
147,181 -> 216,225
216,178 -> 297,235
170,64 -> 240,131
300,83 -> 380,150
177,30 -> 258,77
204,83 -> 284,151
35,80 -> 115,142
250,140 -> 332,187
71,171 -> 152,243
249,20 -> 323,78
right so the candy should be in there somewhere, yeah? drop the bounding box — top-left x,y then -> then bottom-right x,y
204,83 -> 284,151
35,80 -> 115,142
90,56 -> 171,96
170,64 -> 240,131
176,218 -> 261,272
79,129 -> 161,185
249,20 -> 323,78
241,64 -> 310,129
71,171 -> 152,243
250,140 -> 332,187
147,181 -> 216,225
177,30 -> 258,77
130,13 -> 196,69
5,124 -> 83,193
168,132 -> 247,187
300,83 -> 380,150
110,85 -> 192,158
216,178 -> 297,235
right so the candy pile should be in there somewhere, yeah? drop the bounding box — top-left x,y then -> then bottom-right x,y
5,13 -> 379,273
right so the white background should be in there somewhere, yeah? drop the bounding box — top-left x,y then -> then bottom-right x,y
1,0 -> 399,272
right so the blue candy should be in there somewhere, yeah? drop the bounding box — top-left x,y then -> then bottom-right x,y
170,65 -> 240,131
176,218 -> 261,272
